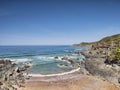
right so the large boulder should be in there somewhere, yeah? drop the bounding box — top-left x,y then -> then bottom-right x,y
61,56 -> 69,60
54,56 -> 59,59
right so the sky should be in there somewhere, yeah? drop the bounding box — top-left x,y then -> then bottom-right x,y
0,0 -> 120,45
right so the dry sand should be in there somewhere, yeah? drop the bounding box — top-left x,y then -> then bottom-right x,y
18,72 -> 120,90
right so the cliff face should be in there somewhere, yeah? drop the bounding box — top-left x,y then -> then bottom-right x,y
73,34 -> 120,48
76,34 -> 120,86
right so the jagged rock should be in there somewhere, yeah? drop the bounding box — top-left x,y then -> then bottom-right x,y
0,59 -> 31,90
80,60 -> 85,65
68,59 -> 74,64
74,51 -> 81,55
54,56 -> 58,59
85,56 -> 120,85
61,56 -> 69,60
59,64 -> 68,67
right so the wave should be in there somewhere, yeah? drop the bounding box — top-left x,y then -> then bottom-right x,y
34,55 -> 81,63
0,55 -> 23,58
9,58 -> 31,63
34,55 -> 65,61
35,56 -> 54,60
29,67 -> 80,77
0,53 -> 50,58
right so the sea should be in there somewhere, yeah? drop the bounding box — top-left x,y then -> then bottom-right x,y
0,45 -> 86,75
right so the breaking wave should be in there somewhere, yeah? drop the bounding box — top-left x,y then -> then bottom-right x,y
10,58 -> 31,63
29,67 -> 80,77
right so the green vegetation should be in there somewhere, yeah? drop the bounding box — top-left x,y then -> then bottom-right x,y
108,47 -> 120,63
74,34 -> 120,65
74,34 -> 120,46
99,34 -> 120,42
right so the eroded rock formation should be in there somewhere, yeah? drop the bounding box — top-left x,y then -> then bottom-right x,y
0,59 -> 31,90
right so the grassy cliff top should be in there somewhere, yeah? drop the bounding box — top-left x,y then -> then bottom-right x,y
99,34 -> 120,42
73,34 -> 120,46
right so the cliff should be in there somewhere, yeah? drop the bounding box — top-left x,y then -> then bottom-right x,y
73,34 -> 120,48
76,34 -> 120,86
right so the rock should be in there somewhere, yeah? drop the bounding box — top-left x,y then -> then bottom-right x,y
54,56 -> 58,59
59,64 -> 64,66
61,56 -> 69,60
65,64 -> 68,66
104,59 -> 111,64
74,51 -> 81,55
80,60 -> 85,65
68,59 -> 74,64
85,56 -> 120,85
112,64 -> 120,69
59,64 -> 68,67
89,51 -> 92,54
0,64 -> 4,68
0,59 -> 31,90
118,78 -> 120,83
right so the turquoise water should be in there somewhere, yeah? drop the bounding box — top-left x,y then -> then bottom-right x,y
0,46 -> 85,74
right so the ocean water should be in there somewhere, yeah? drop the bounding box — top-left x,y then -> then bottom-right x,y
0,45 -> 85,75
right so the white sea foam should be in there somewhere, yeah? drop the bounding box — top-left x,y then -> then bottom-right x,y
35,55 -> 79,62
29,67 -> 80,77
57,64 -> 68,68
35,55 -> 67,62
10,58 -> 31,63
35,56 -> 54,60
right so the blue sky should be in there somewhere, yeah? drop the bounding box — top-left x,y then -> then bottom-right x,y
0,0 -> 120,45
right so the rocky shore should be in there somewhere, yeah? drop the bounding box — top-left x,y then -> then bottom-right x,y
73,34 -> 120,87
0,59 -> 31,90
1,34 -> 120,90
79,47 -> 120,86
1,51 -> 120,90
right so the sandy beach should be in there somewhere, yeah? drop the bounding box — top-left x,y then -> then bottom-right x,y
18,71 -> 120,90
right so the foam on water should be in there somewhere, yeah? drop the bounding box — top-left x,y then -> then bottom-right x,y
10,58 -> 31,63
29,67 -> 80,77
0,46 -> 84,74
35,56 -> 54,60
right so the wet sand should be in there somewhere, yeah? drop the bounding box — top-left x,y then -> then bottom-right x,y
18,72 -> 120,90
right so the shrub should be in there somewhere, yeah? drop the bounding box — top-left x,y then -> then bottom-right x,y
108,47 -> 120,64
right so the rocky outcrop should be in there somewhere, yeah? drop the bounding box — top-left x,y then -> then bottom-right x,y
0,59 -> 31,90
82,49 -> 120,86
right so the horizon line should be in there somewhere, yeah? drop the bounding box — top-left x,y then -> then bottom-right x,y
0,44 -> 72,46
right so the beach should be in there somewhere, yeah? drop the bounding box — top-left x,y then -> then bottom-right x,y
15,45 -> 120,90
0,45 -> 120,90
18,71 -> 120,90
1,0 -> 120,89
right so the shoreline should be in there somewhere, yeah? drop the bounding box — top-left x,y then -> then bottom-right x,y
29,67 -> 80,77
18,72 -> 120,90
1,45 -> 120,90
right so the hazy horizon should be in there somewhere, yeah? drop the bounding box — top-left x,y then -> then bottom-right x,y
0,0 -> 120,45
